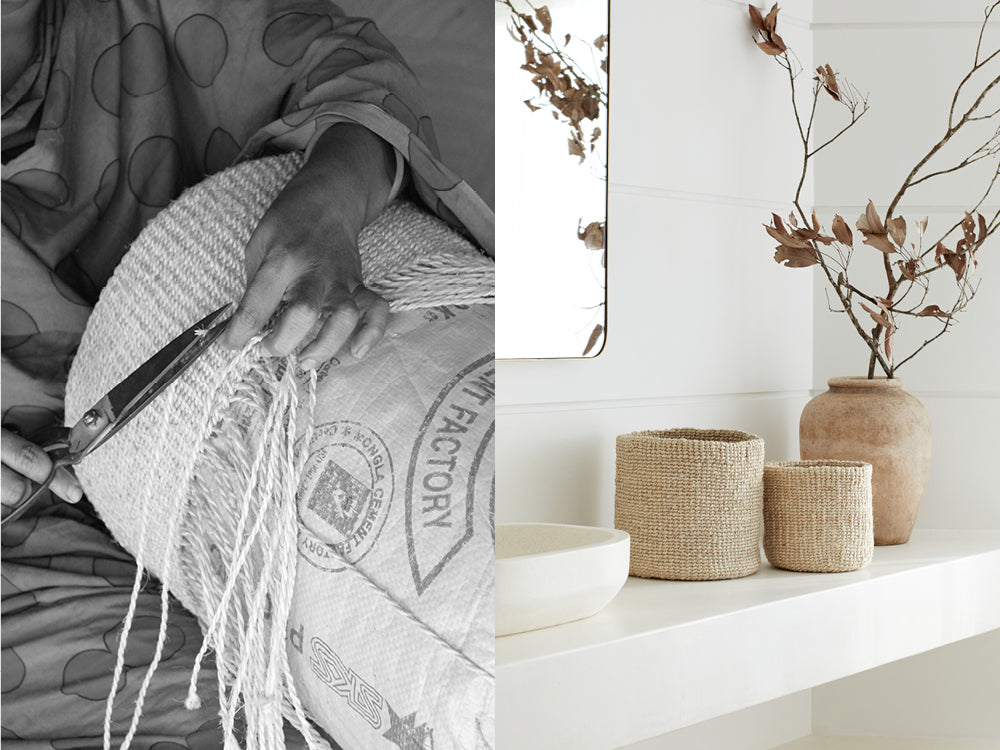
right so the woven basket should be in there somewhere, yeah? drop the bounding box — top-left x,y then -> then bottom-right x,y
763,460 -> 873,573
614,429 -> 764,581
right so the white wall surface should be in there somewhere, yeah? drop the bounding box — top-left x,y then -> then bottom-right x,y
811,0 -> 1000,528
624,692 -> 812,750
496,0 -> 816,524
813,630 -> 1000,739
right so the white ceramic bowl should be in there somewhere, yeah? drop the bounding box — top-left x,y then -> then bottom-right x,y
495,522 -> 630,637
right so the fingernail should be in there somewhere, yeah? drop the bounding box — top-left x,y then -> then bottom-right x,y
353,344 -> 370,360
300,358 -> 317,371
68,485 -> 83,503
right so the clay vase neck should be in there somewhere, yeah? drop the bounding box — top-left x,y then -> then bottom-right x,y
799,376 -> 932,545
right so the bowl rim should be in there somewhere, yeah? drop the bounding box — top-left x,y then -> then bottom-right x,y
495,522 -> 630,563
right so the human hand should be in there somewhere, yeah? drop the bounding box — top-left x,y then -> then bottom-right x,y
222,125 -> 394,369
1,427 -> 83,521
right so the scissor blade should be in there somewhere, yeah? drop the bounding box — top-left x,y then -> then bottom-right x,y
68,304 -> 231,457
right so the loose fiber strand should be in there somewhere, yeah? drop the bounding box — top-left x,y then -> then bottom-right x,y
184,348 -> 285,709
121,387 -> 190,748
103,386 -> 181,749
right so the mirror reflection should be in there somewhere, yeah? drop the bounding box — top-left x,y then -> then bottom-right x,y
495,0 -> 609,359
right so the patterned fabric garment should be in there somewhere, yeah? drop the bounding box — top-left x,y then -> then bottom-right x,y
1,0 -> 494,439
1,1 -> 493,746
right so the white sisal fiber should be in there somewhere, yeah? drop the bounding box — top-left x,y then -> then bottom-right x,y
65,154 -> 494,749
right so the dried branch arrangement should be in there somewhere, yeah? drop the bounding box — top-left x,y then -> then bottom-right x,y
751,3 -> 1000,377
500,0 -> 608,255
500,0 -> 610,354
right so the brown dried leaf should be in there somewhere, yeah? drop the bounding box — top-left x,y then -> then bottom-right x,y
935,241 -> 950,265
756,39 -> 785,56
519,12 -> 537,32
897,257 -> 920,282
536,6 -> 553,34
577,220 -> 605,250
763,3 -> 780,32
946,252 -> 968,280
524,99 -> 541,112
935,242 -> 967,280
978,212 -> 987,242
772,213 -> 786,233
862,232 -> 896,254
917,305 -> 953,319
583,324 -> 604,356
749,4 -> 767,32
590,127 -> 602,142
787,212 -> 798,228
858,200 -> 885,234
594,34 -> 607,50
860,302 -> 891,329
857,201 -> 894,253
568,135 -> 585,163
565,33 -> 571,45
832,214 -> 853,246
962,211 -> 976,245
774,245 -> 819,267
765,223 -> 813,249
888,216 -> 907,247
814,64 -> 840,101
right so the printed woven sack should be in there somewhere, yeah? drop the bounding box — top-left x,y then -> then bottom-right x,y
65,154 -> 495,749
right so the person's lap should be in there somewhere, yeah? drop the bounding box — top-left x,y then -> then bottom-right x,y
1,494 -> 224,749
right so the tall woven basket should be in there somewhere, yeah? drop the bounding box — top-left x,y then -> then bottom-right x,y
614,429 -> 764,581
763,460 -> 873,573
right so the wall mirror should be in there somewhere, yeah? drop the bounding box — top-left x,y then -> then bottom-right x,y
495,0 -> 609,359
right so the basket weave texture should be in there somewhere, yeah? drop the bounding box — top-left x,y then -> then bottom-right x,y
614,429 -> 764,581
763,460 -> 873,573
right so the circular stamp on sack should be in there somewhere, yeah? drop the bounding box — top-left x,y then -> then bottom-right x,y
297,421 -> 394,572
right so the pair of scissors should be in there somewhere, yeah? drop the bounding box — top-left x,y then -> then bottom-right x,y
1,304 -> 232,528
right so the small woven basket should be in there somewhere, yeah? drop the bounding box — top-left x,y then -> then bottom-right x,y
763,460 -> 873,573
614,429 -> 764,581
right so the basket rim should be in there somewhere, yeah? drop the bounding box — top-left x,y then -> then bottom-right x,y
619,428 -> 763,445
765,459 -> 871,471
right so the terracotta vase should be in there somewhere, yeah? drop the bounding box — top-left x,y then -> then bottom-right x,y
799,377 -> 931,545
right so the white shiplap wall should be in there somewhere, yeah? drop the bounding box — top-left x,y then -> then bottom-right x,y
497,0 -> 815,527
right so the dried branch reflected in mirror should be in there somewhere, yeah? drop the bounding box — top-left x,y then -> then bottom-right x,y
495,0 -> 609,358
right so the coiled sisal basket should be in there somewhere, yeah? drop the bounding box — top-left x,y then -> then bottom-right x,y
614,429 -> 764,580
763,460 -> 873,573
65,154 -> 495,750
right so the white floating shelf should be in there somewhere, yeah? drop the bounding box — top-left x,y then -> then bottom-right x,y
774,736 -> 1000,750
496,530 -> 1000,750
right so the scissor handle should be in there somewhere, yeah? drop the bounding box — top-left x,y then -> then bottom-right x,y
1,444 -> 72,528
